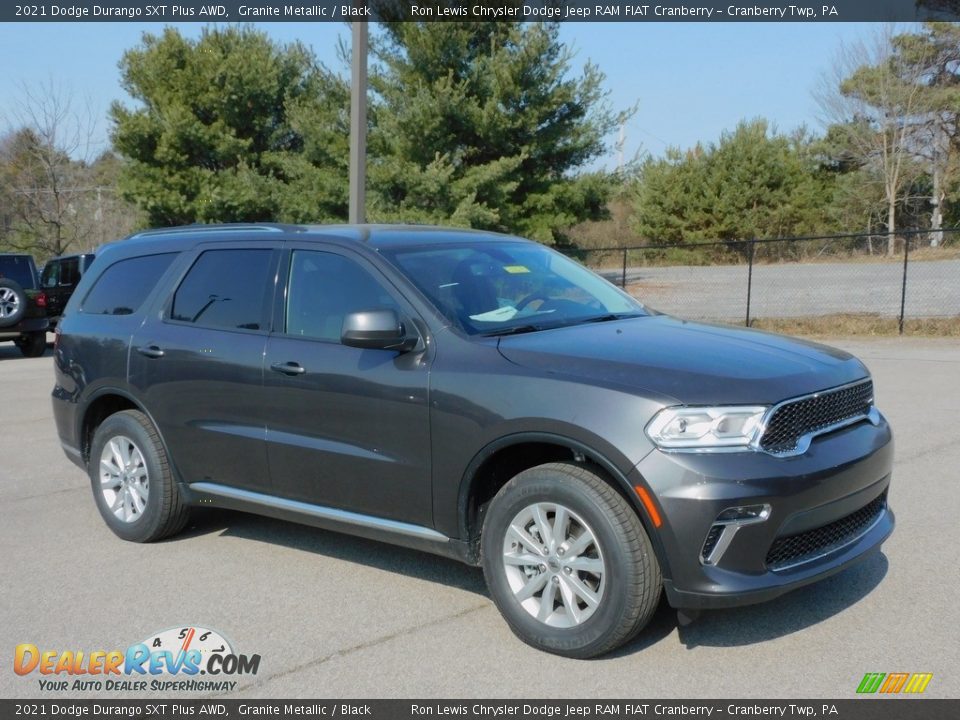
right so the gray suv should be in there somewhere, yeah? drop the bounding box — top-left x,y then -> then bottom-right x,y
52,224 -> 894,658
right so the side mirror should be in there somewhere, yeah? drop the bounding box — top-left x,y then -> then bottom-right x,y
341,309 -> 418,352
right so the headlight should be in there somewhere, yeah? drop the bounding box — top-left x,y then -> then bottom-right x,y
646,406 -> 768,450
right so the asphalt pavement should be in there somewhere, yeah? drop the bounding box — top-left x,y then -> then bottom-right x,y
1,336 -> 957,699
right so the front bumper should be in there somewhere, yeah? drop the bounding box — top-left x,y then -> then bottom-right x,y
636,414 -> 894,610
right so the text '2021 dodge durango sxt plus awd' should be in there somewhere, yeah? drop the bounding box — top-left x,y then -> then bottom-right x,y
52,224 -> 893,657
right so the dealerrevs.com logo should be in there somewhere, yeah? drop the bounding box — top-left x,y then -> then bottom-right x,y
14,626 -> 260,693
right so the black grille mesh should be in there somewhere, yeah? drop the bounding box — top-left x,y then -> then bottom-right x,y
760,380 -> 873,453
765,492 -> 886,569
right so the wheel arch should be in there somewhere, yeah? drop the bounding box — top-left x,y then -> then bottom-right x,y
456,432 -> 671,575
78,389 -> 175,478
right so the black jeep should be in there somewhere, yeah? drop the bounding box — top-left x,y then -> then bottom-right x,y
0,253 -> 49,358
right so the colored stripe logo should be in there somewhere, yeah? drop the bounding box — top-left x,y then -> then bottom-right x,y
857,672 -> 933,694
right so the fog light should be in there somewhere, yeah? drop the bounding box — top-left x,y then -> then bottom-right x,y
715,504 -> 771,524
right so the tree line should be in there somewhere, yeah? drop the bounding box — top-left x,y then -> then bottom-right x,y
2,22 -> 958,262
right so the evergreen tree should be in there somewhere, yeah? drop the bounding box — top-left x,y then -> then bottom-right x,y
631,120 -> 835,245
368,22 -> 620,243
111,26 -> 349,226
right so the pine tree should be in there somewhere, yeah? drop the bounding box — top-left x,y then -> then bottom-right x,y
369,22 -> 620,243
111,26 -> 349,226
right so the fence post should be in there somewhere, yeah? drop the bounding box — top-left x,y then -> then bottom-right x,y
621,248 -> 628,289
745,240 -> 755,327
898,234 -> 909,335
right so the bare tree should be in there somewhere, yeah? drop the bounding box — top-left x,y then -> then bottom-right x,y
0,80 -> 105,258
816,26 -> 931,256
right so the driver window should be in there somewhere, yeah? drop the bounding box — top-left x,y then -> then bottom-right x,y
42,263 -> 59,288
286,250 -> 399,342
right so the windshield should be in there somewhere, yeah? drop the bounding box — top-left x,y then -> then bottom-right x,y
382,241 -> 647,336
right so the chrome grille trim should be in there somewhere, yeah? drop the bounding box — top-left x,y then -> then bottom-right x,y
752,379 -> 876,457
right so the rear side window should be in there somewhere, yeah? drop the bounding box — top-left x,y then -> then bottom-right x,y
0,256 -> 37,289
81,253 -> 176,316
170,249 -> 273,331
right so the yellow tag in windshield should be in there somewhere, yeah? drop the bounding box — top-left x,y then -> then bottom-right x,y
503,265 -> 530,274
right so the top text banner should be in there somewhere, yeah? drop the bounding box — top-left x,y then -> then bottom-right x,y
3,0 -> 960,22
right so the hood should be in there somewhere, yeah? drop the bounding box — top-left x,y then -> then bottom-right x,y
496,315 -> 868,406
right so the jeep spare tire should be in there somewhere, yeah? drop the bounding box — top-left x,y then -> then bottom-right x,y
0,278 -> 27,328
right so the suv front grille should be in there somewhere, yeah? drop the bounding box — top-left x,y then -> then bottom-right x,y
765,491 -> 886,570
759,380 -> 873,454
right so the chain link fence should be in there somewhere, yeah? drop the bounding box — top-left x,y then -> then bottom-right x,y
562,229 -> 960,335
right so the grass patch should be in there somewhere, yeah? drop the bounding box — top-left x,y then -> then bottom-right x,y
906,245 -> 960,262
749,314 -> 960,337
571,241 -> 960,269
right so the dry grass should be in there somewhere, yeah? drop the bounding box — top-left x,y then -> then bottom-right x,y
750,245 -> 960,265
749,314 -> 960,337
907,245 -> 960,262
572,239 -> 960,269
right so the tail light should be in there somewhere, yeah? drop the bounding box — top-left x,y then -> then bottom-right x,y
36,291 -> 47,308
54,325 -> 61,353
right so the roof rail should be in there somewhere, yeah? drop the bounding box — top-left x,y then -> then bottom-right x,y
127,223 -> 298,240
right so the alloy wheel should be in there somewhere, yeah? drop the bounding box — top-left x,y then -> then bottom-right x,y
501,502 -> 606,627
0,287 -> 20,320
99,435 -> 150,523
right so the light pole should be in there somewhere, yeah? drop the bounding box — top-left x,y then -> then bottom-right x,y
348,20 -> 368,224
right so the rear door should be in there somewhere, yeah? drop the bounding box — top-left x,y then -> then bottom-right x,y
262,245 -> 433,526
129,243 -> 280,492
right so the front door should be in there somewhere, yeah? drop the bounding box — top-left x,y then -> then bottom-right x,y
262,247 -> 433,527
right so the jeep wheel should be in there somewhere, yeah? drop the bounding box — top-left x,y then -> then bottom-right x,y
17,331 -> 46,358
0,279 -> 27,328
481,462 -> 661,658
89,409 -> 189,542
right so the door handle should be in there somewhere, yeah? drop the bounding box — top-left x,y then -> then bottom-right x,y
270,361 -> 306,376
136,345 -> 165,359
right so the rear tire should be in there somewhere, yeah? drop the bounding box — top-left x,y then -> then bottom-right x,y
88,409 -> 189,542
17,331 -> 46,358
481,462 -> 661,658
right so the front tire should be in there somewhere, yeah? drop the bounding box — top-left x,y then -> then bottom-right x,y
88,410 -> 189,542
481,462 -> 661,658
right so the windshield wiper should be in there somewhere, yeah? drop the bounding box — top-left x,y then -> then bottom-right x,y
574,312 -> 643,325
482,314 -> 642,336
481,324 -> 543,337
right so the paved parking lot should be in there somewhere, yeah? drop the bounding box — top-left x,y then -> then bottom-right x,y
599,258 -> 960,322
2,336 -> 958,699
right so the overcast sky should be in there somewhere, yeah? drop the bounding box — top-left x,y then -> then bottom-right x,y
0,21 -> 887,168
